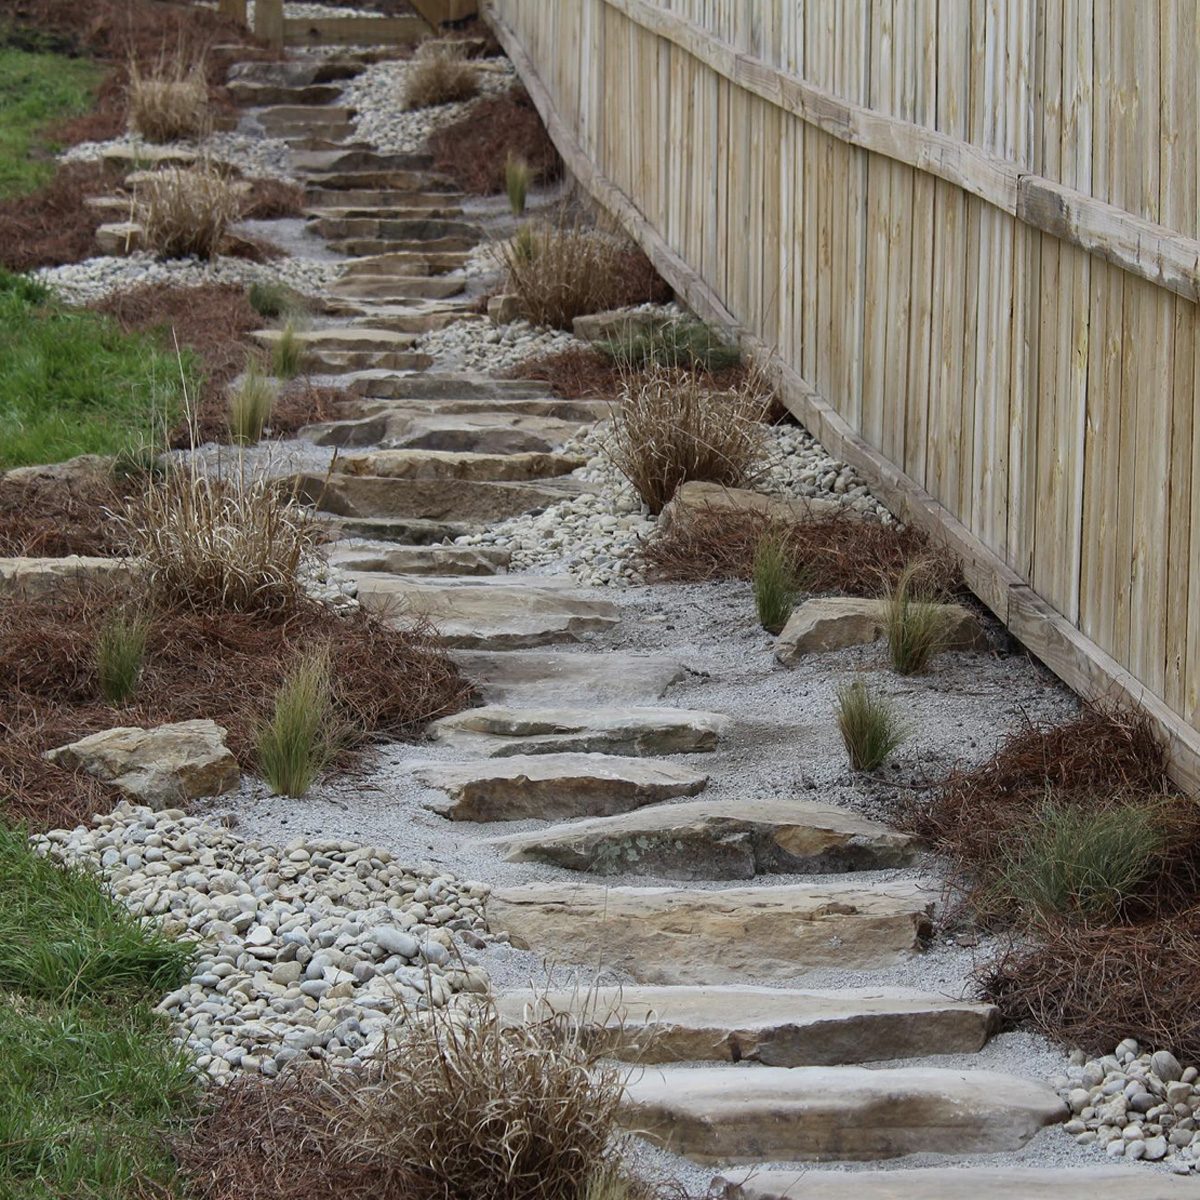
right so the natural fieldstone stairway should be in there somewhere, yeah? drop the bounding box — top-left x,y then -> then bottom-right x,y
207,46 -> 1200,1199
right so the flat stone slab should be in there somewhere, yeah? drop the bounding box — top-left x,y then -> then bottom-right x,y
486,880 -> 933,982
292,473 -> 573,522
663,480 -> 854,528
342,372 -> 549,401
414,753 -> 708,821
722,1168 -> 1200,1200
484,796 -> 916,879
448,649 -> 689,704
250,327 -> 418,354
329,274 -> 467,301
494,985 -> 998,1066
327,543 -> 509,576
776,596 -> 988,664
46,719 -> 239,809
317,515 -> 475,544
430,706 -> 730,756
336,449 -> 585,482
624,1065 -> 1066,1163
353,581 -> 619,649
0,556 -> 133,599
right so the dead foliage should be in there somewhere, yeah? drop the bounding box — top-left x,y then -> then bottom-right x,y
177,996 -> 633,1200
640,503 -> 960,597
0,464 -> 131,557
907,704 -> 1172,874
402,46 -> 481,110
126,55 -> 209,143
980,915 -> 1200,1062
0,161 -> 120,272
430,86 -> 561,195
0,580 -> 473,829
177,379 -> 354,449
241,177 -> 306,220
136,165 -> 242,259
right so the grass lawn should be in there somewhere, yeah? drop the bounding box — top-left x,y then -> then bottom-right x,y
0,824 -> 198,1199
0,272 -> 196,469
0,46 -> 101,198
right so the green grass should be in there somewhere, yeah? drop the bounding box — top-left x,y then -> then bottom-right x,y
248,279 -> 308,320
835,680 -> 907,771
598,316 -> 742,373
0,825 -> 198,1198
0,273 -> 194,469
95,610 -> 150,703
752,534 -> 797,634
257,646 -> 343,797
884,560 -> 953,675
271,321 -> 304,379
0,46 -> 101,198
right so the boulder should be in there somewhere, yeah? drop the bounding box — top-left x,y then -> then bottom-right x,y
430,705 -> 730,756
775,596 -> 988,664
662,481 -> 850,528
335,449 -> 585,482
487,879 -> 933,982
0,556 -> 133,600
414,753 -> 708,821
95,222 -> 145,255
45,719 -> 239,808
485,795 -> 915,878
572,308 -> 669,342
495,984 -> 998,1066
624,1064 -> 1067,1162
488,294 -> 523,325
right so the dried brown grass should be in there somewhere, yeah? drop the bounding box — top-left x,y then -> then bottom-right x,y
498,223 -> 671,331
0,466 -> 130,557
640,503 -> 960,596
126,56 -> 209,143
430,86 -> 561,195
176,996 -> 635,1200
605,366 -> 773,514
0,580 -> 473,828
136,165 -> 242,260
403,45 -> 481,110
241,177 -> 305,219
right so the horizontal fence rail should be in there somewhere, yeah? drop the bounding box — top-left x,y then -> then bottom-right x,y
487,0 -> 1200,790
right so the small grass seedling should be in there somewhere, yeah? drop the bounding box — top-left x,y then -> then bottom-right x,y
227,363 -> 276,446
94,609 -> 150,703
505,153 -> 531,216
271,321 -> 304,379
752,533 -> 797,634
257,646 -> 342,798
835,679 -> 907,771
884,560 -> 952,675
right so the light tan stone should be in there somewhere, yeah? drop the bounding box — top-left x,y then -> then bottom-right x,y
250,327 -> 419,354
572,308 -> 669,342
488,294 -> 523,325
430,705 -> 730,756
775,596 -> 988,664
336,449 -> 585,482
624,1065 -> 1067,1163
495,985 -> 998,1066
486,879 -> 933,982
663,480 -> 851,527
46,719 -> 239,809
95,222 -> 145,255
0,556 -> 133,600
485,796 -> 915,879
327,543 -> 509,576
414,753 -> 708,821
449,649 -> 688,704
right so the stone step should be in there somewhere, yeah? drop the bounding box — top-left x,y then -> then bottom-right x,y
449,649 -> 689,705
300,349 -> 434,374
228,59 -> 366,87
306,187 -> 460,208
322,303 -> 468,333
486,879 -> 933,982
320,216 -> 481,242
251,327 -> 419,354
351,396 -> 611,421
295,473 -> 577,523
316,515 -> 474,543
415,753 -> 709,821
338,250 -> 470,277
326,236 -> 479,257
623,1065 -> 1066,1163
722,1168 -> 1200,1200
484,796 -> 917,879
494,985 -> 998,1066
430,706 -> 731,757
327,543 -> 509,576
327,274 -> 469,301
309,205 -> 466,226
307,172 -> 456,193
343,373 -> 551,401
229,81 -> 346,106
305,197 -> 466,218
335,449 -> 585,482
293,148 -> 433,175
257,105 -> 356,136
304,410 -> 594,453
354,578 -> 619,648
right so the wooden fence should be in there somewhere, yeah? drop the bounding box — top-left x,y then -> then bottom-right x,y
487,0 -> 1200,790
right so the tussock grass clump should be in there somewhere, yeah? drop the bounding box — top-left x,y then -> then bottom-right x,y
505,152 -> 531,215
256,646 -> 342,798
122,463 -> 316,614
990,798 -> 1168,926
137,165 -> 241,260
126,56 -> 209,143
177,995 -> 636,1200
884,560 -> 953,675
752,534 -> 797,634
605,366 -> 772,514
228,364 -> 276,445
248,278 -> 306,320
94,609 -> 149,703
498,222 -> 670,331
599,317 -> 741,374
271,321 -> 304,379
835,680 -> 907,771
403,45 -> 481,110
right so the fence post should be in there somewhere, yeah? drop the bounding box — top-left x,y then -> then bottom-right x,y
255,0 -> 285,49
218,0 -> 248,24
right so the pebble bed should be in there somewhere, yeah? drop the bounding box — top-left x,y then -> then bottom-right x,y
346,58 -> 517,155
195,1 -> 384,19
1059,1041 -> 1200,1173
61,131 -> 296,182
417,314 -> 577,373
35,804 -> 492,1081
34,252 -> 342,306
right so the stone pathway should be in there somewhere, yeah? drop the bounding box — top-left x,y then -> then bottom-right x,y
206,50 -> 1200,1200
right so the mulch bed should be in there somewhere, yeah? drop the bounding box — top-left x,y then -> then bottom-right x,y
429,85 -> 561,195
0,580 -> 473,831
